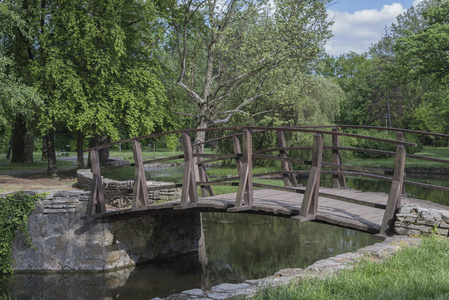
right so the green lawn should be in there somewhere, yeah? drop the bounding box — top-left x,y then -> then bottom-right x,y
0,154 -> 74,172
346,146 -> 449,169
252,235 -> 449,300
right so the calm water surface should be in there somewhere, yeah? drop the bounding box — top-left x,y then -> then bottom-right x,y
3,213 -> 377,299
3,173 -> 447,299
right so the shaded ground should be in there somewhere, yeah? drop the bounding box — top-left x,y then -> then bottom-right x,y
0,160 -> 80,194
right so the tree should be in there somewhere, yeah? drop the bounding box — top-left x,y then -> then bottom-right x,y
1,0 -> 172,172
0,3 -> 43,164
394,0 -> 449,85
164,0 -> 334,143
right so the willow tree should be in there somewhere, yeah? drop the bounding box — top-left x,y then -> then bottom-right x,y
164,0 -> 334,144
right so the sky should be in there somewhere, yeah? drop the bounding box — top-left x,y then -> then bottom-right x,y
326,0 -> 424,56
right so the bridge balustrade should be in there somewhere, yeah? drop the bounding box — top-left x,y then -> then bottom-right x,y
84,125 -> 449,236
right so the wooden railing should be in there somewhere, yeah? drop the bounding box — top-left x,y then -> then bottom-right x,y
84,125 -> 449,236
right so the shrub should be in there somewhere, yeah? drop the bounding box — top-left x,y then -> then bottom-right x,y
0,192 -> 43,274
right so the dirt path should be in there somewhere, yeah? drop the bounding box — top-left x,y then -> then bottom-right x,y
0,166 -> 81,195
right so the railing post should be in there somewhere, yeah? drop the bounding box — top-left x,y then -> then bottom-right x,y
87,150 -> 106,215
332,127 -> 346,188
132,140 -> 150,209
380,134 -> 406,236
181,132 -> 199,205
233,136 -> 243,174
195,145 -> 215,197
235,129 -> 253,207
396,132 -> 407,195
299,133 -> 323,219
277,131 -> 298,187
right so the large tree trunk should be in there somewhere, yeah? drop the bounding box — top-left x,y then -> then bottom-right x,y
77,130 -> 84,168
11,114 -> 27,163
193,117 -> 208,181
41,136 -> 48,160
99,136 -> 110,166
23,132 -> 34,164
46,128 -> 58,175
87,135 -> 110,167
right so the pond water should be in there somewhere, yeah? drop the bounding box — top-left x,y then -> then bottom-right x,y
2,172 -> 447,299
2,213 -> 377,299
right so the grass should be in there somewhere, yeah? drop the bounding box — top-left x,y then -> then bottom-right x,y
0,153 -> 74,171
252,235 -> 449,300
346,146 -> 449,169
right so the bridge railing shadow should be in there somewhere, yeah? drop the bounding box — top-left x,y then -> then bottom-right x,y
84,125 -> 449,236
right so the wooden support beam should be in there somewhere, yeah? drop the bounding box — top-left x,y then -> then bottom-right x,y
300,133 -> 323,217
277,131 -> 298,187
181,132 -> 198,205
380,141 -> 406,236
332,127 -> 346,188
195,145 -> 214,197
235,129 -> 253,207
87,150 -> 106,215
132,140 -> 150,209
396,132 -> 406,195
233,136 -> 243,174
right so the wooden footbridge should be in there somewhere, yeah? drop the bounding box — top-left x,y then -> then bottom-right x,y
84,126 -> 449,237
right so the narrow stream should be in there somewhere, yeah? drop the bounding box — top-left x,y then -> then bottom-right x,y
2,172 -> 447,299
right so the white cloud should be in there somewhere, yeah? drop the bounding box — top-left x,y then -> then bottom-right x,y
413,0 -> 424,6
326,3 -> 407,56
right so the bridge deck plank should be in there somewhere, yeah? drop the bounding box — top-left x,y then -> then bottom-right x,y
86,188 -> 447,233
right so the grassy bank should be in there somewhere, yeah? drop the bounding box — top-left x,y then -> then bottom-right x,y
252,235 -> 449,300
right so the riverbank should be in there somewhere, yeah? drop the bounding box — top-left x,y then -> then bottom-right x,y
252,235 -> 449,299
154,235 -> 421,300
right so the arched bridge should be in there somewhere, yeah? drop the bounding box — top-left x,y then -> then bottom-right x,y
83,125 -> 449,237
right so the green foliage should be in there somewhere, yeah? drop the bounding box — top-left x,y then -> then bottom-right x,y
342,130 -> 423,158
0,52 -> 42,133
0,192 -> 43,274
165,134 -> 180,152
394,0 -> 449,85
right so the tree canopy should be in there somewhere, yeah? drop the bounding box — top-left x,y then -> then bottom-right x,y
1,0 -> 173,171
163,0 -> 336,142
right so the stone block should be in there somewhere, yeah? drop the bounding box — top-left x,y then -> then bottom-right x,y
398,205 -> 418,214
441,210 -> 449,223
419,209 -> 442,222
438,222 -> 449,229
395,214 -> 417,223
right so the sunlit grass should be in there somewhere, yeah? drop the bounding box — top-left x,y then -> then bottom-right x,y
344,146 -> 449,169
0,153 -> 74,172
252,236 -> 449,300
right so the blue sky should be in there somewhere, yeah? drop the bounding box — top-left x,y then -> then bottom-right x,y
326,0 -> 424,56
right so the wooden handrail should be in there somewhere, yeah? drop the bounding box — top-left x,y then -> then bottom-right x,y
84,125 -> 417,152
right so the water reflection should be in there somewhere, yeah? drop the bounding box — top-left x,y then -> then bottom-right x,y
2,213 -> 377,299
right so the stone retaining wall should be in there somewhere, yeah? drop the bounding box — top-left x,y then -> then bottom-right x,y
11,190 -> 202,272
77,169 -> 181,207
395,205 -> 449,236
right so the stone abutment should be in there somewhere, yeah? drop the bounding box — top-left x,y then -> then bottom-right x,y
10,190 -> 202,272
